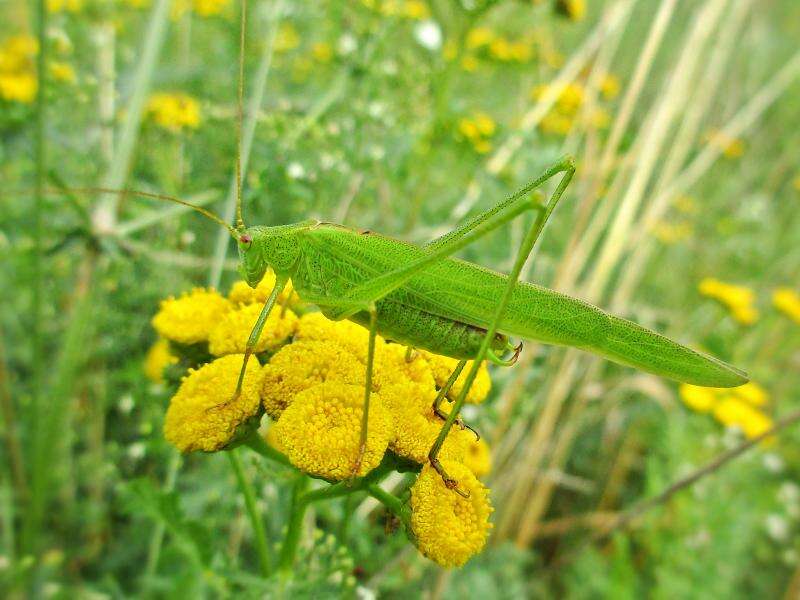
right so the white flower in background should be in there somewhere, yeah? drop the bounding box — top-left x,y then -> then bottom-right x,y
763,452 -> 784,473
287,162 -> 306,179
765,514 -> 790,542
414,20 -> 442,51
338,33 -> 357,55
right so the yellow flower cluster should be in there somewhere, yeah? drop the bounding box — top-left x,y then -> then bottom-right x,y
144,338 -> 178,384
361,0 -> 430,19
449,28 -> 534,73
652,220 -> 693,245
146,92 -> 201,132
705,129 -> 745,159
47,0 -> 82,12
149,273 -> 496,566
0,35 -> 38,104
679,382 -> 773,440
554,0 -> 587,21
410,461 -> 493,567
698,278 -> 759,325
263,312 -> 490,477
457,112 -> 496,154
773,288 -> 800,324
531,80 -> 614,136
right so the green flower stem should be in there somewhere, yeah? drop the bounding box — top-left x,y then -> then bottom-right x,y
228,449 -> 272,577
368,484 -> 413,536
278,463 -> 396,572
278,475 -> 311,573
241,429 -> 292,467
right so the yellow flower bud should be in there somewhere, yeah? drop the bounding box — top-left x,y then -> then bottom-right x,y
144,338 -> 178,384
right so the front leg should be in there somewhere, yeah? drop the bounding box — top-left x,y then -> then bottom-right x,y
351,302 -> 378,479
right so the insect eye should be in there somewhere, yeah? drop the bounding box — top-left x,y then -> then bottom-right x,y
239,234 -> 252,245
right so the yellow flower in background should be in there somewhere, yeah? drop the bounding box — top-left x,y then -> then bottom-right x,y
402,0 -> 430,19
164,355 -> 264,452
555,0 -> 586,20
679,384 -> 717,413
0,35 -> 38,103
460,55 -> 479,72
294,311 -> 383,362
382,380 -> 470,464
773,287 -> 800,324
261,340 -> 368,418
675,195 -> 698,214
193,0 -> 229,17
274,24 -> 300,53
311,42 -> 334,63
679,382 -> 772,440
793,176 -> 800,192
464,438 -> 491,478
458,112 -> 496,154
144,338 -> 178,384
600,73 -> 620,100
734,381 -> 768,408
698,278 -> 759,325
705,129 -> 745,159
410,461 -> 493,568
146,92 -> 201,132
272,382 -> 393,479
652,221 -> 693,245
421,352 -> 491,404
208,303 -> 298,357
152,287 -> 231,345
466,28 -> 495,50
713,396 -> 773,440
50,61 -> 76,84
47,0 -> 82,13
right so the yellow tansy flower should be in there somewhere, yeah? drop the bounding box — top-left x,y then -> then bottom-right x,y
705,129 -> 745,159
375,344 -> 436,390
773,287 -> 800,324
466,28 -> 495,50
144,338 -> 178,384
679,384 -> 717,413
192,0 -> 229,17
260,340 -> 368,418
698,278 -> 758,325
463,438 -> 491,478
0,35 -> 38,103
164,355 -> 264,452
47,0 -> 83,13
457,112 -> 496,154
274,24 -> 300,53
273,382 -> 393,479
713,396 -> 773,440
208,302 -> 298,357
555,0 -> 586,21
49,61 -> 76,83
732,381 -> 768,408
421,352 -> 491,404
600,73 -> 620,100
227,271 -> 297,307
311,42 -> 333,63
294,312 -> 383,362
403,0 -> 430,19
152,287 -> 231,345
381,380 -> 469,464
410,461 -> 493,568
146,92 -> 201,132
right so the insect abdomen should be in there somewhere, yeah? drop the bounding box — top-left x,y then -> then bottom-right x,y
347,298 -> 510,360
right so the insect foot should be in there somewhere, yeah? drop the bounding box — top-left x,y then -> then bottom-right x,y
429,456 -> 470,498
432,404 -> 481,442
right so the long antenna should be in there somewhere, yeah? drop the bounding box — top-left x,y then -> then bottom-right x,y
234,0 -> 247,231
48,187 -> 239,237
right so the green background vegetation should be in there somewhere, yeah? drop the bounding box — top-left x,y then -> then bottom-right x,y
2,0 -> 799,597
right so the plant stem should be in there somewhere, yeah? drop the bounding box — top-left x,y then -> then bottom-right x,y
241,429 -> 292,467
278,475 -> 310,573
228,449 -> 272,577
26,0 -> 47,558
